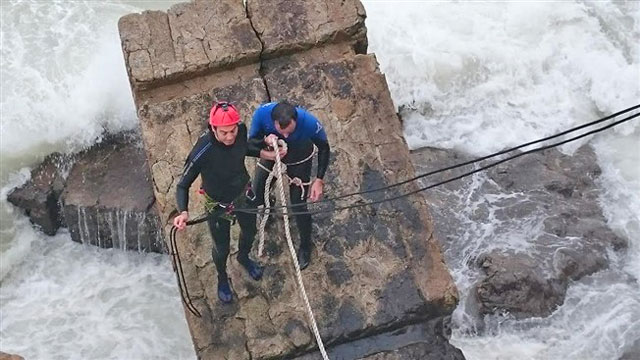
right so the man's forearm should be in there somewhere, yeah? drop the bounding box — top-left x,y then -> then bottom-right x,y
176,185 -> 190,213
315,140 -> 330,179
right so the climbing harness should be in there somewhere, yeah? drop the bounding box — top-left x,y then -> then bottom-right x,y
202,192 -> 236,222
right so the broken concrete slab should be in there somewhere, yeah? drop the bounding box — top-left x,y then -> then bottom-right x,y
247,0 -> 368,57
119,0 -> 460,358
118,0 -> 262,92
60,133 -> 163,252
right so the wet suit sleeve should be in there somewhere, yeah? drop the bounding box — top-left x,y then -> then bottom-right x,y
313,138 -> 330,179
241,123 -> 262,157
301,108 -> 330,179
247,137 -> 263,157
176,149 -> 203,212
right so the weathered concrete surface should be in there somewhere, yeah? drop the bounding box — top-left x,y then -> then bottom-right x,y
119,0 -> 459,359
60,133 -> 163,252
118,0 -> 262,93
7,153 -> 69,235
247,0 -> 368,57
411,145 -> 626,319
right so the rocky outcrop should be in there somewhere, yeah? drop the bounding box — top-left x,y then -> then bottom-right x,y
0,352 -> 24,360
119,0 -> 460,359
7,132 -> 164,253
410,145 -> 626,319
60,132 -> 163,252
7,153 -> 69,235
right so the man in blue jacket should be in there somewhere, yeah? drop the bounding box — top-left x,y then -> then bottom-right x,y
249,101 -> 330,270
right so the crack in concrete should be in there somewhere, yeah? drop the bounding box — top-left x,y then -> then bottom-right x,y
245,0 -> 271,102
185,118 -> 194,144
165,12 -> 179,63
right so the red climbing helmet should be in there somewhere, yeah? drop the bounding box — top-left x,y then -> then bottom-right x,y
209,101 -> 240,127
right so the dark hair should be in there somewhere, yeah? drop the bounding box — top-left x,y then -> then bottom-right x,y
271,101 -> 297,127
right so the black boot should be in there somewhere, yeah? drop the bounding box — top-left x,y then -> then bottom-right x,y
237,255 -> 264,281
297,246 -> 311,270
217,276 -> 233,304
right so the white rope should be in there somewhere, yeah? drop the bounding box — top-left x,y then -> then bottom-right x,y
269,138 -> 330,360
257,143 -> 315,257
257,161 -> 276,257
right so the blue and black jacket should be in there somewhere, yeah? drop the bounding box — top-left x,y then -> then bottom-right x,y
248,103 -> 330,179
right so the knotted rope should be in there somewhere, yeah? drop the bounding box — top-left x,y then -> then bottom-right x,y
257,143 -> 316,257
268,138 -> 329,360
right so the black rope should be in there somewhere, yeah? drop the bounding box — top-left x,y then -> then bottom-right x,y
168,225 -> 202,318
166,206 -> 231,318
232,104 -> 640,214
236,110 -> 639,217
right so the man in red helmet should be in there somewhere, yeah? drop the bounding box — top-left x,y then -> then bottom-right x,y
172,102 -> 280,304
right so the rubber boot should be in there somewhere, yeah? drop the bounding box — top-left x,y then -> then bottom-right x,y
217,276 -> 233,304
238,256 -> 264,281
297,246 -> 311,270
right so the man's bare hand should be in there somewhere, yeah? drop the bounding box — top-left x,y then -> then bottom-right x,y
277,146 -> 288,159
309,179 -> 324,202
173,211 -> 189,230
265,134 -> 279,146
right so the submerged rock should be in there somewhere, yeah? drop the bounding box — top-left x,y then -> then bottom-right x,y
411,145 -> 626,319
7,153 -> 70,235
118,0 -> 461,358
7,132 -> 164,253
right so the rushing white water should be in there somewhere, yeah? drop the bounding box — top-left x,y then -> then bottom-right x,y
1,1 -> 195,358
366,1 -> 640,359
0,0 -> 638,359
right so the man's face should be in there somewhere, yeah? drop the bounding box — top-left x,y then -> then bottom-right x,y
275,119 -> 296,138
213,124 -> 239,146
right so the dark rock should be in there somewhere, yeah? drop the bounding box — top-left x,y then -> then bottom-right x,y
294,318 -> 465,360
375,272 -> 427,325
411,145 -> 626,320
619,336 -> 640,360
476,253 -> 567,319
7,153 -> 70,235
326,260 -> 354,287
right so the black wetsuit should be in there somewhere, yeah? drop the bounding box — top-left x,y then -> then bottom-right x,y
176,124 -> 261,281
